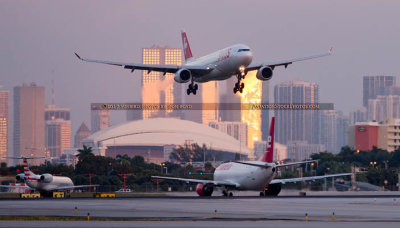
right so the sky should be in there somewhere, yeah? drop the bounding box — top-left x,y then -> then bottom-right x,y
1,0 -> 400,141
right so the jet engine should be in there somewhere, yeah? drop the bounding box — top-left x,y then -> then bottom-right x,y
40,174 -> 53,183
265,183 -> 281,196
256,66 -> 273,81
16,174 -> 25,182
196,183 -> 214,196
174,69 -> 191,83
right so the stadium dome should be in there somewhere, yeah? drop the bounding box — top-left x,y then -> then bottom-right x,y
83,118 -> 252,164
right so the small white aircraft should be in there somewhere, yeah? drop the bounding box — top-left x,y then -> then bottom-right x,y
152,117 -> 352,197
0,157 -> 97,193
75,30 -> 332,95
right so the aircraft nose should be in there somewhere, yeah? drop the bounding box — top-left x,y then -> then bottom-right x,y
245,51 -> 253,65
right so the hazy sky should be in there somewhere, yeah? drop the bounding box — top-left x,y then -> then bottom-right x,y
1,0 -> 400,137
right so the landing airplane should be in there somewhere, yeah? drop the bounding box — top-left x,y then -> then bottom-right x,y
75,30 -> 332,95
0,157 -> 97,193
152,117 -> 352,197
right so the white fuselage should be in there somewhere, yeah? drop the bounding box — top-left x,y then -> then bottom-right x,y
184,44 -> 253,83
214,162 -> 276,191
26,175 -> 74,192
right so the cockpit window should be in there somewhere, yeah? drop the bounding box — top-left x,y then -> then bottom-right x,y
238,48 -> 250,52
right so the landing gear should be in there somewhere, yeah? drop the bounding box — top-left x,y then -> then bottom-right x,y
233,70 -> 246,94
259,191 -> 265,197
187,82 -> 198,95
222,189 -> 233,197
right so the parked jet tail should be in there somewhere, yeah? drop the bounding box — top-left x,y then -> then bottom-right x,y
181,29 -> 193,61
3,156 -> 44,178
261,117 -> 275,163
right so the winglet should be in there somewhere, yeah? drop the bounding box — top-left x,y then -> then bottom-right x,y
74,52 -> 82,60
329,47 -> 333,54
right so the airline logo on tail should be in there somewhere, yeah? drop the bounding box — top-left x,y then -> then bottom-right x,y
262,117 -> 275,163
181,30 -> 193,61
23,158 -> 36,180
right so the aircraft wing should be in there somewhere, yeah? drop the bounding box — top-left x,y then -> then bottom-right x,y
48,185 -> 99,191
0,185 -> 34,190
246,48 -> 332,71
275,160 -> 317,168
151,176 -> 238,188
269,173 -> 352,185
233,161 -> 273,168
74,53 -> 213,74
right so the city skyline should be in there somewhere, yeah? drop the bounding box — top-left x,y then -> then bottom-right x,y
1,1 -> 399,140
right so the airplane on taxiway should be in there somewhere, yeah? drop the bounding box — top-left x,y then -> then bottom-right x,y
0,157 -> 97,193
152,117 -> 352,197
75,30 -> 332,95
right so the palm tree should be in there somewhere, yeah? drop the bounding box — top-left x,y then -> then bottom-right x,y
76,145 -> 94,161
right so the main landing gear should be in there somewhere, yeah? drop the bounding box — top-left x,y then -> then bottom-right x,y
187,83 -> 198,95
233,68 -> 246,94
222,189 -> 233,197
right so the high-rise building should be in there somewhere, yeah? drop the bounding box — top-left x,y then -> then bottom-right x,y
286,141 -> 325,161
349,119 -> 400,152
202,81 -> 219,125
44,105 -> 71,158
208,121 -> 248,147
140,45 -> 183,120
349,107 -> 367,125
274,79 -> 320,145
336,112 -> 349,153
348,121 -> 379,151
254,141 -> 287,161
14,83 -> 45,165
219,78 -> 241,122
367,95 -> 400,122
320,110 -> 337,153
91,109 -> 110,134
260,81 -> 270,141
363,76 -> 396,107
74,122 -> 91,148
45,119 -> 71,158
0,87 -> 8,164
240,71 -> 262,151
45,104 -> 70,121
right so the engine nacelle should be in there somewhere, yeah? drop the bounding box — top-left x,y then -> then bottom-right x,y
196,183 -> 214,196
16,174 -> 25,182
174,68 -> 191,83
40,174 -> 53,183
265,183 -> 281,196
256,66 -> 273,81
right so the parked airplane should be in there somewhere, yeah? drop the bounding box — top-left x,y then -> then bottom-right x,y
0,157 -> 97,193
152,117 -> 352,197
75,30 -> 332,95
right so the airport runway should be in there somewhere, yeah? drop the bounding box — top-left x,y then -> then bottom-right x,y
1,195 -> 400,227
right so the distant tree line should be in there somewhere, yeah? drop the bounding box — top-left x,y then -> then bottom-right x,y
1,144 -> 400,191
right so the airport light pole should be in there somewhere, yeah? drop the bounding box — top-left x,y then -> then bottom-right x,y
151,179 -> 164,192
84,174 -> 96,193
118,174 -> 132,192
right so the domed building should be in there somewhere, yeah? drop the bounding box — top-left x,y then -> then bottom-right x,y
82,118 -> 251,164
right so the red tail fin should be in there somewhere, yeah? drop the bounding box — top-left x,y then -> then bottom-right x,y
23,158 -> 33,177
261,117 -> 275,163
181,29 -> 193,61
